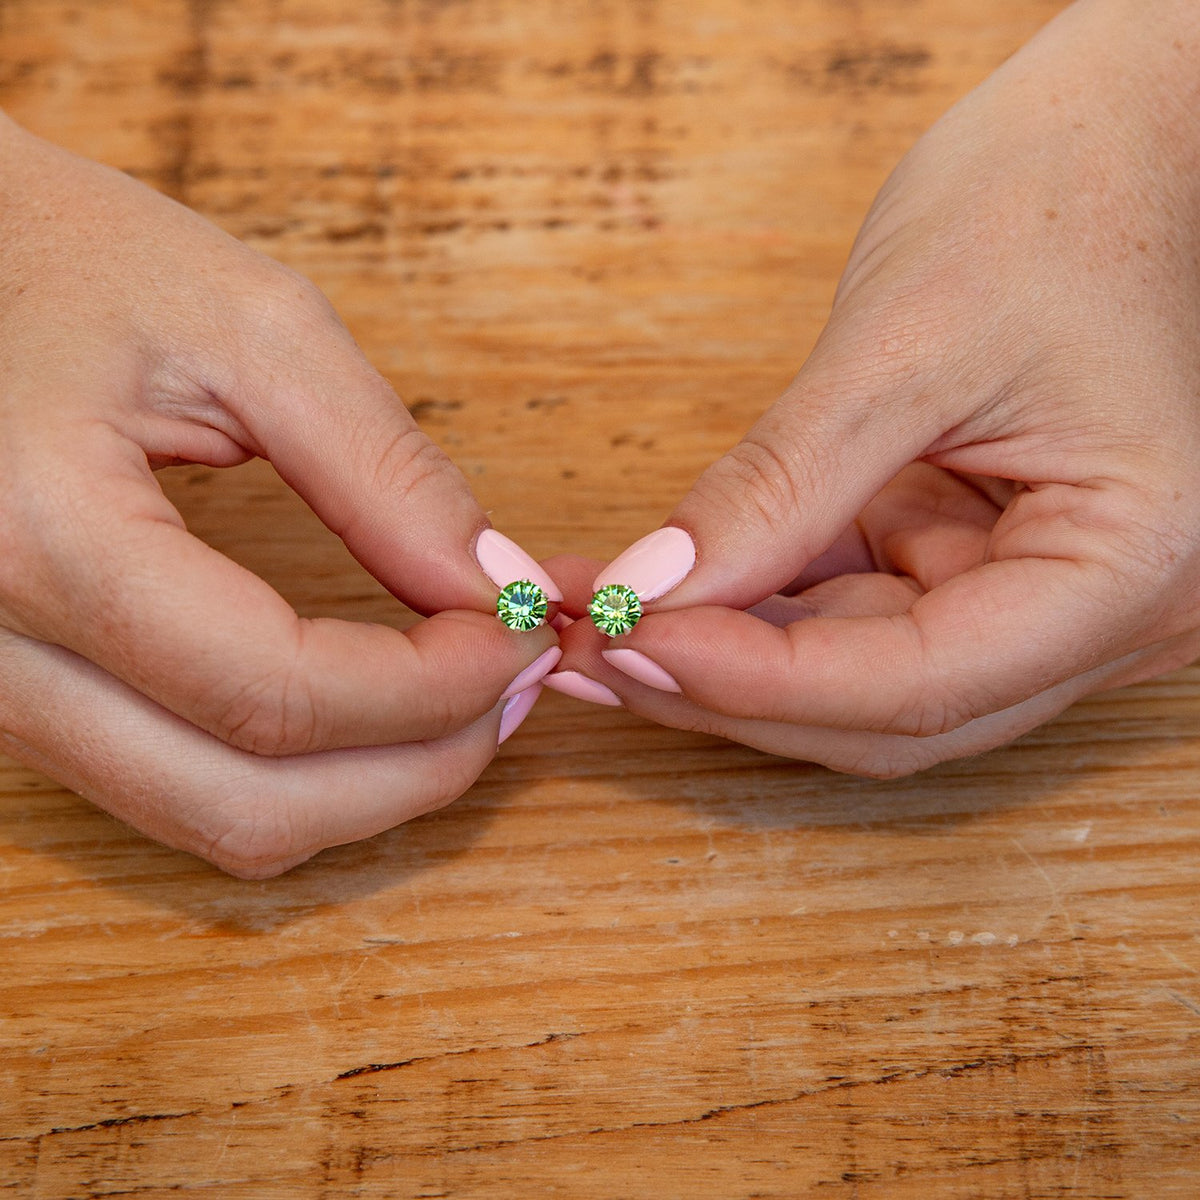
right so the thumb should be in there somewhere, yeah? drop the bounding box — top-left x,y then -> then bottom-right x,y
224,285 -> 559,615
595,342 -> 942,611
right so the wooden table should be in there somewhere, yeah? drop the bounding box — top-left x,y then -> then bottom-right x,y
2,2 -> 1198,1196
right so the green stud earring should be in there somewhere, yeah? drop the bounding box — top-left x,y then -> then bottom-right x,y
588,583 -> 642,637
496,580 -> 548,631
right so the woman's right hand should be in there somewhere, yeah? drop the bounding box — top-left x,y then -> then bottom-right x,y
0,114 -> 561,876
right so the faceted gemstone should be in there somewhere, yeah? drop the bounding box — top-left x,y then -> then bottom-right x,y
496,580 -> 548,631
588,583 -> 642,637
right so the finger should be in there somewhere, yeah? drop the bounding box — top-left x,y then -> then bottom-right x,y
747,571 -> 922,627
852,463 -> 1002,588
550,558 -> 920,705
769,465 -> 1007,599
3,429 -> 559,755
556,596 -> 1196,776
600,554 -> 1135,737
0,623 -> 515,877
628,642 -> 1178,777
553,563 -> 919,702
214,270 -> 560,614
603,471 -> 1178,735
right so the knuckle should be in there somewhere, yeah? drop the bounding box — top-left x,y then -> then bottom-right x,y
869,614 -> 978,738
210,665 -> 322,758
712,430 -> 810,530
330,422 -> 452,548
369,426 -> 450,502
251,262 -> 335,326
890,689 -> 973,739
201,802 -> 304,879
843,742 -> 941,780
233,263 -> 345,359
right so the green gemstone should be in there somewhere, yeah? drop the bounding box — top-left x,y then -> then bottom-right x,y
496,580 -> 548,631
588,583 -> 642,638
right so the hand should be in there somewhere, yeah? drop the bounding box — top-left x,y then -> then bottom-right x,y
548,0 -> 1200,776
0,114 -> 561,875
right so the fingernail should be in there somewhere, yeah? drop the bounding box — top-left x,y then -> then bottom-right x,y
501,646 -> 563,701
593,526 -> 695,602
602,648 -> 682,693
476,529 -> 563,603
543,670 -> 623,707
498,684 -> 543,745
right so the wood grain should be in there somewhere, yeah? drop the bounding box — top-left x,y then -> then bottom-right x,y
2,2 -> 1199,1196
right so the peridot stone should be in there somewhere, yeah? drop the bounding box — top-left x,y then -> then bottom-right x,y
496,580 -> 548,631
588,583 -> 641,637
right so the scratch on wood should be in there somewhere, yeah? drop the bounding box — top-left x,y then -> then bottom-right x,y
1164,988 -> 1200,1018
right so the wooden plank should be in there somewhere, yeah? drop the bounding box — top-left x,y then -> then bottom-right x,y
2,1 -> 1198,1196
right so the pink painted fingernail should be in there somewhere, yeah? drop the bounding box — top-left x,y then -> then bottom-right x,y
602,648 -> 682,694
543,670 -> 623,707
501,646 -> 563,701
475,529 -> 563,603
498,684 -> 543,745
593,526 -> 696,602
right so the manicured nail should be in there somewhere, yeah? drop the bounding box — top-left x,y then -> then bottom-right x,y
602,648 -> 682,693
593,526 -> 695,602
476,529 -> 563,603
498,684 -> 543,745
543,670 -> 623,707
501,646 -> 563,701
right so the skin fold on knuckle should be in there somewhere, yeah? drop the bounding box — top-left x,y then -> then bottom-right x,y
408,685 -> 484,744
367,425 -> 454,507
209,663 -> 323,758
873,609 -> 989,738
704,432 -> 811,534
838,738 -> 947,780
886,684 -> 977,739
198,799 -> 308,879
769,613 -> 970,737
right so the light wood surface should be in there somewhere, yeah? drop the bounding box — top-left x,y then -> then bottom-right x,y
3,2 -> 1199,1196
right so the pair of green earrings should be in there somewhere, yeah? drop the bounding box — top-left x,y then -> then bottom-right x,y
496,580 -> 641,637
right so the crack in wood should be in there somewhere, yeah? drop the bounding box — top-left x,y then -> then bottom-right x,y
45,1110 -> 200,1137
334,1030 -> 583,1081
